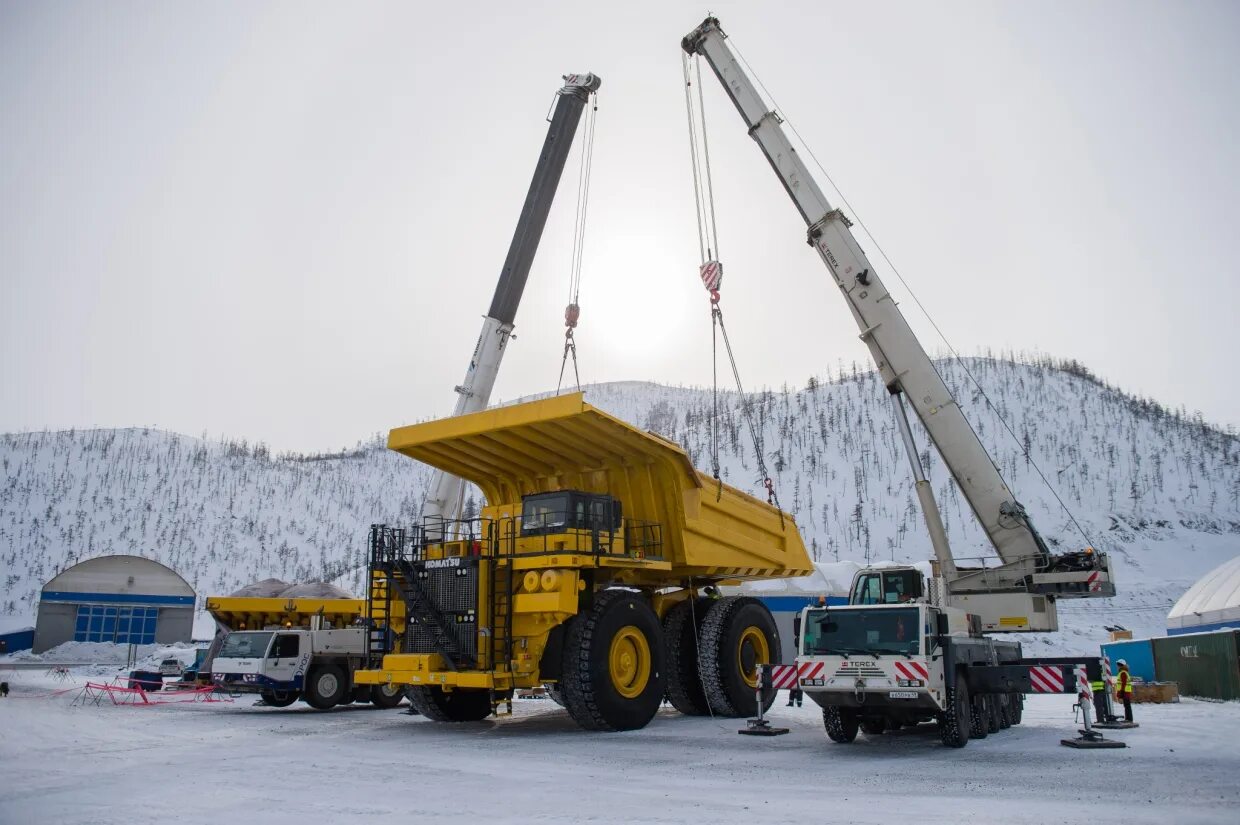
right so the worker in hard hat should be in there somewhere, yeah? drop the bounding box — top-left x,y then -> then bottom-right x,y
1114,659 -> 1134,722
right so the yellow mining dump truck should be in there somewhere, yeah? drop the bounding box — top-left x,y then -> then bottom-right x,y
204,596 -> 407,709
353,392 -> 812,730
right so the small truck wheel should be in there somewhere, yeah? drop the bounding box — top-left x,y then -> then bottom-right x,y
260,689 -> 298,708
940,677 -> 971,748
370,683 -> 406,709
305,666 -> 348,710
824,707 -> 859,743
969,692 -> 989,739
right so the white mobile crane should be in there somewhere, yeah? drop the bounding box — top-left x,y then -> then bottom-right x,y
682,17 -> 1116,746
423,73 -> 601,525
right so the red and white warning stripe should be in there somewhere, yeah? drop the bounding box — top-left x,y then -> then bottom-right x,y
893,660 -> 929,682
1102,654 -> 1114,687
1075,665 -> 1093,697
1087,571 -> 1102,593
766,664 -> 799,690
699,260 -> 723,292
798,660 -> 826,683
1029,665 -> 1065,693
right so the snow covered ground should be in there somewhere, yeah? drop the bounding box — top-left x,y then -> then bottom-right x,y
1,668 -> 1236,824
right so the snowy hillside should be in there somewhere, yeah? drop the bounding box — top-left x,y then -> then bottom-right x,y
2,356 -> 1237,655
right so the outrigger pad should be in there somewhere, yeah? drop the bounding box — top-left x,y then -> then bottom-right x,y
1061,736 -> 1127,749
739,719 -> 789,736
1094,720 -> 1140,729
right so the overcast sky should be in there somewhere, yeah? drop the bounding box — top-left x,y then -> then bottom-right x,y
2,0 -> 1237,452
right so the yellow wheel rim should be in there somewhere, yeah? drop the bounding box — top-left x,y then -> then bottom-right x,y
608,626 -> 651,699
737,626 -> 770,689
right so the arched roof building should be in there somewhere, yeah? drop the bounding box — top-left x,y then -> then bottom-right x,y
34,555 -> 195,653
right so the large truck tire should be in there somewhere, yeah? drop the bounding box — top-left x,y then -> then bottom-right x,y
260,689 -> 298,708
697,597 -> 780,717
662,597 -> 711,716
823,707 -> 859,743
560,590 -> 666,731
370,683 -> 406,710
940,676 -> 971,748
304,666 -> 348,710
968,692 -> 989,739
407,686 -> 491,722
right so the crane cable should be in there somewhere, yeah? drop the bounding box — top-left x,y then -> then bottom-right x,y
557,88 -> 599,396
683,53 -> 784,526
726,37 -> 1096,552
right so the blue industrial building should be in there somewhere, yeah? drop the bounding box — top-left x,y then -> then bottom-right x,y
0,627 -> 35,654
34,555 -> 196,653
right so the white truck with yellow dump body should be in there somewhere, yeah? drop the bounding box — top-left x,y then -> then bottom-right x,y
205,596 -> 407,710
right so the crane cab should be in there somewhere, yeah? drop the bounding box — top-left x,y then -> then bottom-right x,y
849,567 -> 926,606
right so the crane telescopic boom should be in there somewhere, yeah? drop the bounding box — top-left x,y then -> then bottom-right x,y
682,18 -> 1112,631
423,73 -> 601,524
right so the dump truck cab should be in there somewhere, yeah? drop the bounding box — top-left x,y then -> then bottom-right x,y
354,392 -> 813,731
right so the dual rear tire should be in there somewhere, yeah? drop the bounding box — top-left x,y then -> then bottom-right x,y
662,596 -> 782,718
554,591 -> 783,730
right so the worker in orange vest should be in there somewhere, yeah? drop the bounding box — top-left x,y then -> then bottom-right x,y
1115,659 -> 1135,722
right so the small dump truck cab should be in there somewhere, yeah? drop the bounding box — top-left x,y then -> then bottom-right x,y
354,392 -> 813,731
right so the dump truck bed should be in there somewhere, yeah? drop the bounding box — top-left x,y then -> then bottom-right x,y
204,596 -> 367,631
387,393 -> 811,581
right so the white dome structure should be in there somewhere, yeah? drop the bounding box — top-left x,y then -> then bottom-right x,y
1167,555 -> 1240,636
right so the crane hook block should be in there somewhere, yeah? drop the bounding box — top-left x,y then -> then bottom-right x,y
700,260 -> 723,294
564,302 -> 580,329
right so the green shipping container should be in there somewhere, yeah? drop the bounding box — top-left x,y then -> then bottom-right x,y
1151,630 -> 1240,701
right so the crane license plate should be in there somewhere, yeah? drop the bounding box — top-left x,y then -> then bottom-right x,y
888,690 -> 918,699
